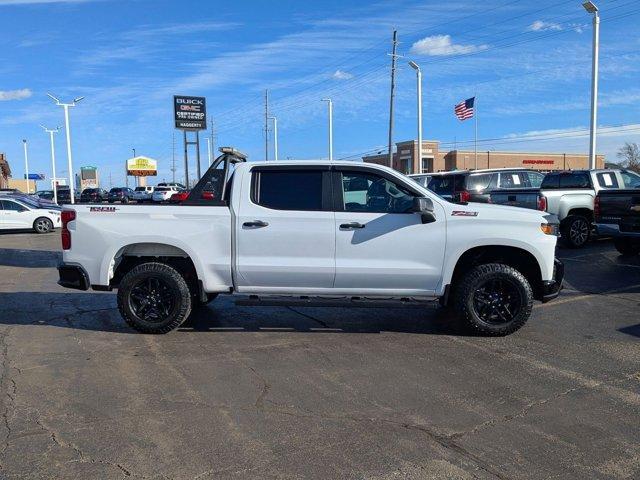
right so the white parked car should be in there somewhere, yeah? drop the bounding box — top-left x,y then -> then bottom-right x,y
132,186 -> 155,203
57,148 -> 563,335
151,186 -> 181,202
0,196 -> 61,233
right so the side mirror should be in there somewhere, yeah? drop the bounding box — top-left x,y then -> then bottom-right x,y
412,196 -> 436,224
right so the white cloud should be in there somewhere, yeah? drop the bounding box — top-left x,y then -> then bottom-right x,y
0,88 -> 32,101
332,69 -> 353,80
410,35 -> 487,57
528,20 -> 562,32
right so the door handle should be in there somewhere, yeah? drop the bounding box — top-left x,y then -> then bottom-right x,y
243,220 -> 269,228
340,222 -> 365,229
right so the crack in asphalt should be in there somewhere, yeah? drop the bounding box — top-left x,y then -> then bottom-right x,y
0,327 -> 16,467
286,306 -> 331,329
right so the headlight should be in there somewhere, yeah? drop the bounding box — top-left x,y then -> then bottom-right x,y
540,223 -> 559,236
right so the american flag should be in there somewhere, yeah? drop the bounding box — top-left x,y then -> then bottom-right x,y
454,97 -> 475,121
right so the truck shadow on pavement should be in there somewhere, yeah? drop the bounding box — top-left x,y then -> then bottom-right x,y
0,249 -> 61,268
0,291 -> 469,336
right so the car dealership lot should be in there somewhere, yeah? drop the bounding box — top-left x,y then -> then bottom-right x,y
0,232 -> 639,479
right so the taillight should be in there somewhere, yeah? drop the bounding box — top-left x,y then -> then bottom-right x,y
594,195 -> 600,219
537,195 -> 547,212
61,210 -> 75,250
459,190 -> 471,203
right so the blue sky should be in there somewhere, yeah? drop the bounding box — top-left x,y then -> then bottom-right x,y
0,0 -> 639,186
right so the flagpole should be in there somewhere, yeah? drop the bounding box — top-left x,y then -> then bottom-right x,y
474,97 -> 478,170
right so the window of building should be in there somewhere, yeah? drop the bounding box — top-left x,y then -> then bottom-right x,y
340,171 -> 414,213
253,170 -> 323,211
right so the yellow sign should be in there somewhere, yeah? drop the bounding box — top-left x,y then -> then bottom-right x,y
126,156 -> 157,176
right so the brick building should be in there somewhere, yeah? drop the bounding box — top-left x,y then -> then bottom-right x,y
0,153 -> 10,189
363,140 -> 605,174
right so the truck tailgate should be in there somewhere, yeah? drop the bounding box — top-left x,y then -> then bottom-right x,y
489,188 -> 541,211
597,190 -> 640,233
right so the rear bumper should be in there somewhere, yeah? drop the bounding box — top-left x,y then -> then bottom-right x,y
596,223 -> 640,238
58,263 -> 90,291
540,258 -> 564,303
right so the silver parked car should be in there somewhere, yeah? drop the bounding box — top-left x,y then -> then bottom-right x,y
132,186 -> 155,203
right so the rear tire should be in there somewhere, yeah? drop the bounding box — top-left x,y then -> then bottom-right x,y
454,263 -> 533,336
613,238 -> 640,256
33,217 -> 53,234
117,262 -> 192,334
561,215 -> 590,248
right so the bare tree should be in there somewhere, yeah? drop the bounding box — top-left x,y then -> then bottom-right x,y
617,142 -> 640,172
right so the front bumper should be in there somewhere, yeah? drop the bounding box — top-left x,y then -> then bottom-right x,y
58,263 -> 90,291
540,258 -> 564,303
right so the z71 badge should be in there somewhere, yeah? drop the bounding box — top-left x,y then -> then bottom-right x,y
89,206 -> 117,212
451,211 -> 478,217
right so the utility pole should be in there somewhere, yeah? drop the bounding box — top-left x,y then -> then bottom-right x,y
171,133 -> 177,183
269,116 -> 279,161
321,99 -> 333,161
47,93 -> 83,204
22,139 -> 30,194
41,125 -> 61,204
387,30 -> 398,169
264,89 -> 269,161
583,1 -> 600,169
409,61 -> 422,174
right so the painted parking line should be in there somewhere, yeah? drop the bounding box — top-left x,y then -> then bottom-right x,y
535,283 -> 640,308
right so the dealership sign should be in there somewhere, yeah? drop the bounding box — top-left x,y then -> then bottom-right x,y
127,156 -> 158,176
174,95 -> 206,130
523,159 -> 555,165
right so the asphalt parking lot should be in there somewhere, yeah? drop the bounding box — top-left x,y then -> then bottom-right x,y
0,231 -> 639,479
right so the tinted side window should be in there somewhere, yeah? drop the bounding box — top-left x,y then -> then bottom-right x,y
466,173 -> 494,191
340,171 -> 414,213
428,175 -> 463,196
526,172 -> 545,188
560,173 -> 590,189
254,170 -> 323,211
596,172 -> 619,189
621,171 -> 640,188
1,200 -> 23,211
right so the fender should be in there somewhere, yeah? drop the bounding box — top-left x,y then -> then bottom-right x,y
557,193 -> 594,220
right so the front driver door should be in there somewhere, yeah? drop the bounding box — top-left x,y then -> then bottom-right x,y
333,167 -> 446,295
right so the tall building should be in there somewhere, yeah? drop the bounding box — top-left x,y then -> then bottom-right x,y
363,140 -> 605,174
0,154 -> 10,188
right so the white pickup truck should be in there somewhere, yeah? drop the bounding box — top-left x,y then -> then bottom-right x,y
58,148 -> 563,336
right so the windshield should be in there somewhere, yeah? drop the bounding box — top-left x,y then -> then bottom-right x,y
621,170 -> 640,188
428,175 -> 461,197
155,187 -> 169,192
134,187 -> 146,191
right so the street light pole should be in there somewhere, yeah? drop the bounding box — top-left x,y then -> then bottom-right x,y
41,125 -> 61,204
321,98 -> 333,161
22,139 -> 29,194
269,116 -> 278,161
583,1 -> 600,170
409,61 -> 423,174
48,93 -> 84,204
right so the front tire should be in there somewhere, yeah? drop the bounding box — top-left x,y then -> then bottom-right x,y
33,217 -> 53,234
561,215 -> 590,248
454,263 -> 533,336
117,262 -> 192,334
613,238 -> 640,256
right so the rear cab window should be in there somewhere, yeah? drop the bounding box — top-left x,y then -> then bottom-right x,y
466,173 -> 495,192
428,174 -> 464,197
541,172 -> 591,189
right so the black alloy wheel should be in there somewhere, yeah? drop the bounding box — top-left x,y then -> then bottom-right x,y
472,277 -> 523,325
128,276 -> 177,323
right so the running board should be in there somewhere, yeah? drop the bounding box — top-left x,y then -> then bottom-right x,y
234,295 -> 438,308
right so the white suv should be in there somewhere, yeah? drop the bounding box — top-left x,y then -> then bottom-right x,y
151,186 -> 180,202
133,186 -> 155,203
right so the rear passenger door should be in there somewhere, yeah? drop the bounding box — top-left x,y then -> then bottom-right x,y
235,166 -> 336,291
